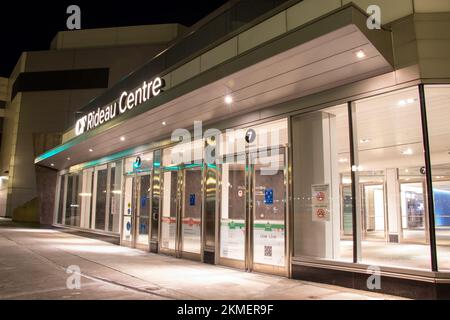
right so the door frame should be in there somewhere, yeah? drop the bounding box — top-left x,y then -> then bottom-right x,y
217,146 -> 289,277
121,172 -> 152,250
159,164 -> 203,261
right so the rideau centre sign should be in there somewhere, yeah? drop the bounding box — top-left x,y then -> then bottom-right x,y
75,77 -> 165,136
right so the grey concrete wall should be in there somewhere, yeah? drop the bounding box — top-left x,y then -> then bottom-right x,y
1,40 -> 176,221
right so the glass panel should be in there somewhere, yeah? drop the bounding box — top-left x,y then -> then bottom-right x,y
292,104 -> 353,262
94,167 -> 108,230
151,150 -> 162,241
137,175 -> 151,245
354,87 -> 430,270
108,162 -> 122,233
74,173 -> 82,227
57,175 -> 65,224
253,150 -> 285,267
122,176 -> 134,242
161,171 -> 178,251
220,162 -> 246,261
182,167 -> 202,254
204,165 -> 217,249
80,169 -> 94,229
425,85 -> 450,270
65,175 -> 74,226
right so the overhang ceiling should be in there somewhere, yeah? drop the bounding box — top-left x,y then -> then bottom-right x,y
36,8 -> 394,171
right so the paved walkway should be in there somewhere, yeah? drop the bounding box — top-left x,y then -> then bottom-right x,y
0,219 -> 402,300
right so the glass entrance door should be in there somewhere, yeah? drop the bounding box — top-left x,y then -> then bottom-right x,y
136,174 -> 151,247
251,150 -> 287,275
219,161 -> 247,269
181,166 -> 202,256
122,175 -> 136,246
219,149 -> 288,276
160,165 -> 203,260
121,174 -> 151,248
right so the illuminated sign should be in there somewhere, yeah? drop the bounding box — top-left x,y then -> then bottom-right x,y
75,77 -> 165,136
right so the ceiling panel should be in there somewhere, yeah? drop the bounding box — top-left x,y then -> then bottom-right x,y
38,25 -> 394,170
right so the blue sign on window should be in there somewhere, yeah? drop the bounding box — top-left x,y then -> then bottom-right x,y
264,188 -> 274,205
190,194 -> 196,206
141,196 -> 147,208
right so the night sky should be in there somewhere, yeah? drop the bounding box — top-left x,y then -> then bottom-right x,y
0,0 -> 229,77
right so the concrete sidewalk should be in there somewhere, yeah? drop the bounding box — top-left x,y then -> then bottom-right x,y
0,220 -> 403,300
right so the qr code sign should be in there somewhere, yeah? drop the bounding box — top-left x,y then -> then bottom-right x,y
264,246 -> 273,257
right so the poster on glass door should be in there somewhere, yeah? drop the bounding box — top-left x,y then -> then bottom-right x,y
253,222 -> 285,267
220,220 -> 245,261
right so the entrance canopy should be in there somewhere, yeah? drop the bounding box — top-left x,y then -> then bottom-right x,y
36,5 -> 394,170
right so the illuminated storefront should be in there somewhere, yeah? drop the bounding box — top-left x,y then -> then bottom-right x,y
35,1 -> 450,298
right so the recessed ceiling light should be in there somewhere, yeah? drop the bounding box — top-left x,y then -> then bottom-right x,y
402,148 -> 413,156
355,50 -> 366,59
398,98 -> 416,106
120,136 -> 126,141
162,121 -> 167,126
50,163 -> 55,167
89,148 -> 94,152
67,157 -> 71,161
224,95 -> 233,105
360,139 -> 371,144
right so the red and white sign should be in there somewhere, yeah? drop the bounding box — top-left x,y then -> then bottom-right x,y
312,184 -> 330,222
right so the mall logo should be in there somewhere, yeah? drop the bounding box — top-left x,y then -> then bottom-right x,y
75,77 -> 165,136
171,121 -> 282,175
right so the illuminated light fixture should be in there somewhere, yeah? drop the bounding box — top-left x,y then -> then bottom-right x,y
402,148 -> 413,156
405,169 -> 409,173
338,158 -> 349,163
79,193 -> 92,197
50,163 -> 55,167
360,139 -> 371,144
120,136 -> 126,142
89,148 -> 94,152
436,176 -> 443,179
112,190 -> 122,194
342,178 -> 352,184
355,50 -> 366,59
162,121 -> 167,126
352,165 -> 363,172
67,157 -> 71,161
224,95 -> 234,105
398,98 -> 417,106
